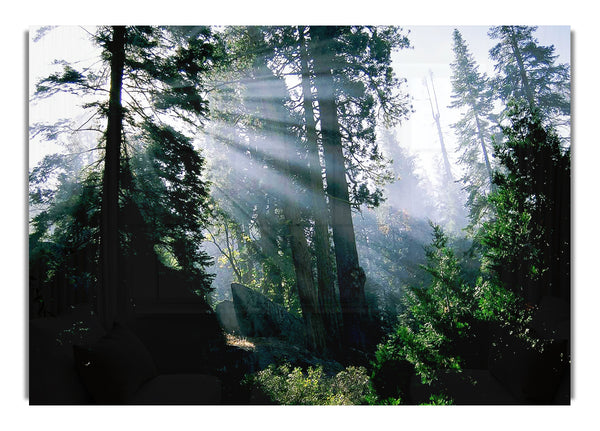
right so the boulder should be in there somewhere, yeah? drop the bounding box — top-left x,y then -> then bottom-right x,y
230,283 -> 304,345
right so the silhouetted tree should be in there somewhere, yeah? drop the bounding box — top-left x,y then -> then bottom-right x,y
480,103 -> 570,305
31,26 -> 223,326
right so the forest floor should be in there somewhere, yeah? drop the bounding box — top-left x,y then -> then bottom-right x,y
224,333 -> 344,376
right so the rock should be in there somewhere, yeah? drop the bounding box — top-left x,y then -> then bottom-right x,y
231,283 -> 304,345
215,300 -> 241,334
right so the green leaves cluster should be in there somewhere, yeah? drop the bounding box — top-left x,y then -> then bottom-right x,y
246,364 -> 375,405
479,102 -> 570,304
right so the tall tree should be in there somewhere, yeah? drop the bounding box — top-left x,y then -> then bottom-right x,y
489,26 -> 570,129
308,26 -> 411,350
100,26 -> 126,327
297,25 -> 342,353
31,26 -> 222,327
449,29 -> 497,229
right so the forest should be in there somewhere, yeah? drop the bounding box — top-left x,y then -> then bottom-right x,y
28,25 -> 570,406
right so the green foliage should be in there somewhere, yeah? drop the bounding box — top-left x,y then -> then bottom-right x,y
245,364 -> 376,405
370,341 -> 414,402
421,394 -> 453,405
373,223 -> 481,386
478,102 -> 570,304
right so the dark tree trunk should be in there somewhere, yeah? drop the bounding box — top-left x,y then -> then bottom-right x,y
254,59 -> 329,354
283,202 -> 329,354
507,27 -> 536,109
298,26 -> 342,353
474,112 -> 495,191
310,26 -> 368,351
98,26 -> 127,330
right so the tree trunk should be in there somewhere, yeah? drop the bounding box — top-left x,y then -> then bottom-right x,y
298,26 -> 342,353
310,26 -> 368,351
283,202 -> 329,354
255,61 -> 329,354
426,71 -> 454,184
507,26 -> 536,109
99,26 -> 127,330
474,112 -> 495,191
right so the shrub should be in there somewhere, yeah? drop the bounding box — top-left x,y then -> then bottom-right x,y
245,364 -> 376,405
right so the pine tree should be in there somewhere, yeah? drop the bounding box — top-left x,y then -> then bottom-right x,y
449,29 -> 497,229
489,26 -> 570,130
30,26 -> 223,326
308,25 -> 411,350
480,103 -> 570,306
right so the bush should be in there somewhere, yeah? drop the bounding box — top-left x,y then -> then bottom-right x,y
245,364 -> 376,405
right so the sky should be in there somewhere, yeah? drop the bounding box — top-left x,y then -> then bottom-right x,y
29,26 -> 101,170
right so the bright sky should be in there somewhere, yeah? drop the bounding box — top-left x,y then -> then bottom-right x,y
29,26 -> 100,170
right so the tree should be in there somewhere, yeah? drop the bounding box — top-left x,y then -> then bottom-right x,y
449,29 -> 497,229
297,25 -> 343,352
489,26 -> 570,130
479,103 -> 570,306
100,26 -> 126,327
308,26 -> 411,350
373,223 -> 479,391
31,26 -> 223,327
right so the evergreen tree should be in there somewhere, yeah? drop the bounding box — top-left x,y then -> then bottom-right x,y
308,25 -> 411,350
489,26 -> 570,130
449,29 -> 497,229
479,103 -> 570,306
30,26 -> 223,325
373,223 -> 479,388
